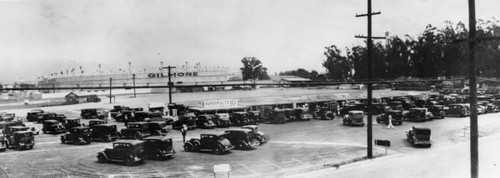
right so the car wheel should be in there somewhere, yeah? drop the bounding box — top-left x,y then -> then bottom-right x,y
213,146 -> 223,154
124,156 -> 135,166
60,137 -> 66,144
251,138 -> 260,146
184,143 -> 193,152
134,132 -> 142,140
97,154 -> 107,163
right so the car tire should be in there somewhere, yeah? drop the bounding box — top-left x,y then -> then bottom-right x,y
134,132 -> 142,140
97,154 -> 107,163
213,146 -> 223,155
124,156 -> 135,166
60,137 -> 66,144
184,143 -> 194,152
251,138 -> 260,146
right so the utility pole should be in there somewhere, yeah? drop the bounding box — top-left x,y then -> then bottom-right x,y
132,74 -> 136,98
109,78 -> 112,104
468,1 -> 479,177
162,66 -> 176,114
355,0 -> 384,158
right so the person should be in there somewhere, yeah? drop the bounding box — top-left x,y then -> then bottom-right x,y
107,111 -> 112,121
387,114 -> 394,129
124,114 -> 129,126
181,124 -> 188,142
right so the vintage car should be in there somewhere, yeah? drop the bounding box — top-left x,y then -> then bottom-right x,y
485,103 -> 499,113
134,111 -> 162,122
213,113 -> 231,128
88,119 -> 108,127
109,105 -> 131,118
0,134 -> 6,151
343,110 -> 364,126
387,101 -> 404,111
5,130 -> 35,150
406,126 -> 432,147
0,121 -> 26,134
404,108 -> 433,122
315,108 -> 335,120
63,118 -> 83,130
39,112 -> 66,123
265,109 -> 287,124
142,136 -> 175,160
120,122 -> 168,139
284,109 -> 296,121
172,113 -> 197,130
230,112 -> 251,126
445,104 -> 470,117
0,112 -> 16,121
247,111 -> 262,124
91,124 -> 119,142
183,134 -> 234,154
148,121 -> 171,135
26,109 -> 44,122
426,105 -> 446,119
477,105 -> 486,115
293,108 -> 313,121
195,114 -> 217,129
42,120 -> 66,134
224,129 -> 259,150
60,126 -> 92,145
114,110 -> 134,122
3,126 -> 38,136
241,125 -> 270,145
376,110 -> 403,125
81,108 -> 106,119
97,140 -> 145,166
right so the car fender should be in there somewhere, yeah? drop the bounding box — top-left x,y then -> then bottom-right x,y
97,152 -> 109,160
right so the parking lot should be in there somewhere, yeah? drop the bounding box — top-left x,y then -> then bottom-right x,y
2,88 -> 500,177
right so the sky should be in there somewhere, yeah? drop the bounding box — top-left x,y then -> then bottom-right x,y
0,0 -> 499,83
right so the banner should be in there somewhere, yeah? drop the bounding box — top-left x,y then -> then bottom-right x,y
201,99 -> 238,108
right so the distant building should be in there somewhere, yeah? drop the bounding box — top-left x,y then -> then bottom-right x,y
278,75 -> 311,87
65,92 -> 101,104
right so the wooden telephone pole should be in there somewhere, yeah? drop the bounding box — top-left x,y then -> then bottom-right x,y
355,0 -> 385,158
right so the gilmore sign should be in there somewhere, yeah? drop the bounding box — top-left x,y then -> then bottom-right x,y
147,72 -> 198,78
201,99 -> 238,108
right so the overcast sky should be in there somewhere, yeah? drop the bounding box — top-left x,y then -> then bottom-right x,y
0,0 -> 499,83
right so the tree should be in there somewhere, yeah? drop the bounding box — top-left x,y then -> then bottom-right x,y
279,68 -> 311,79
240,57 -> 270,80
323,45 -> 352,81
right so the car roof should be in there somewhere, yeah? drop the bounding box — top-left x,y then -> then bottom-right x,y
412,126 -> 431,131
66,118 -> 79,120
114,140 -> 144,145
241,125 -> 257,129
71,126 -> 90,130
349,110 -> 363,113
234,111 -> 247,114
225,129 -> 251,133
142,136 -> 172,141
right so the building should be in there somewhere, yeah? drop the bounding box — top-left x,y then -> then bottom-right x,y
65,92 -> 101,104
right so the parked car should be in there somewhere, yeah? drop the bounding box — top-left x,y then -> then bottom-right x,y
63,118 -> 83,130
5,130 -> 35,150
120,122 -> 168,139
404,108 -> 433,122
376,110 -> 403,125
91,124 -> 119,142
97,140 -> 145,166
60,126 -> 92,145
315,108 -> 334,120
3,126 -> 38,136
39,112 -> 66,123
213,113 -> 231,128
114,110 -> 134,122
81,108 -> 106,119
172,113 -> 197,130
26,109 -> 44,122
284,109 -> 296,121
426,105 -> 446,119
42,120 -> 65,134
0,135 -> 6,151
0,121 -> 25,134
183,134 -> 234,154
134,111 -> 162,122
224,129 -> 260,150
0,113 -> 15,121
142,136 -> 175,160
445,104 -> 470,117
293,108 -> 313,121
241,125 -> 270,145
148,121 -> 171,135
195,114 -> 217,129
247,111 -> 262,124
387,101 -> 404,111
88,119 -> 108,127
265,109 -> 287,124
343,110 -> 364,126
406,126 -> 432,147
230,112 -> 250,126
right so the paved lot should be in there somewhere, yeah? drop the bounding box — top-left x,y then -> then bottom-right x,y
1,88 -> 499,177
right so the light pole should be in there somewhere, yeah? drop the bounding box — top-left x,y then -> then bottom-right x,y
132,74 -> 136,98
128,62 -> 132,74
162,66 -> 176,114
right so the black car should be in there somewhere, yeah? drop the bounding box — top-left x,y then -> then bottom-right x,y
376,110 -> 403,125
406,126 -> 432,147
120,122 -> 168,139
60,126 -> 92,145
142,136 -> 175,160
81,108 -> 106,119
97,140 -> 145,166
5,131 -> 35,150
241,125 -> 270,145
172,113 -> 197,130
184,134 -> 234,154
224,129 -> 259,150
42,120 -> 65,134
63,118 -> 83,130
195,114 -> 216,129
293,108 -> 313,121
26,109 -> 44,122
426,105 -> 446,119
91,124 -> 119,142
213,113 -> 231,128
230,112 -> 250,126
247,111 -> 262,124
39,112 -> 66,123
88,119 -> 108,127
